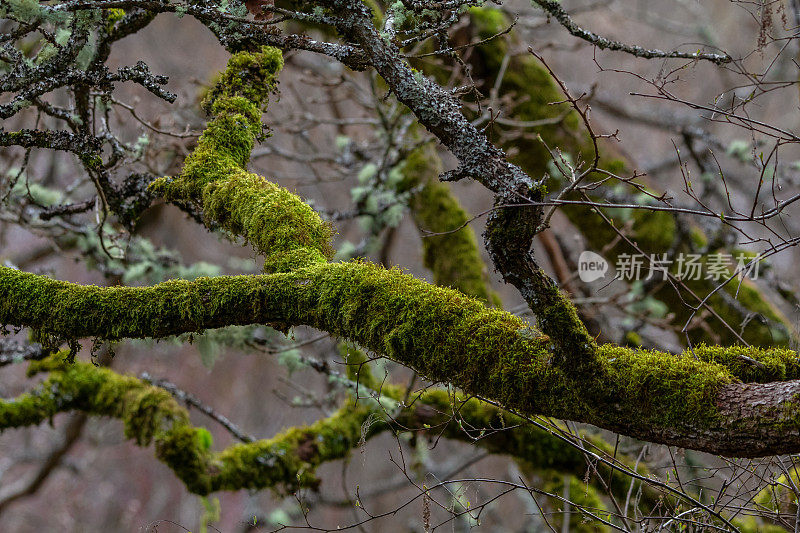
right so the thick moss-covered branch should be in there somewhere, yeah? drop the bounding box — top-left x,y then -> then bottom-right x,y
149,47 -> 333,273
165,23 -> 592,377
4,262 -> 800,456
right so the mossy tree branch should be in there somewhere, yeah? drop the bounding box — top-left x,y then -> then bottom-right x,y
1,354 -> 368,495
0,351 -> 654,506
5,261 -> 800,456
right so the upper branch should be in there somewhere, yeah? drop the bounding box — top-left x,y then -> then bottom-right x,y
530,0 -> 732,64
308,0 -> 536,196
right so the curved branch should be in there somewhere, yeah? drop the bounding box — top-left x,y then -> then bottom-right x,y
1,354 -> 366,495
4,262 -> 800,456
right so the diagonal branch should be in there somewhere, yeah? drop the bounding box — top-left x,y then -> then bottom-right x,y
306,0 -> 596,357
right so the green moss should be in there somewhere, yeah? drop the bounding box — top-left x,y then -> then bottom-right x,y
104,8 -> 125,31
540,473 -> 610,532
200,46 -> 283,115
3,261 -> 778,438
599,344 -> 734,427
686,343 -> 800,382
150,47 -> 334,272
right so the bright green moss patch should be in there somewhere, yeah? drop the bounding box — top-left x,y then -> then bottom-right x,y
688,343 -> 800,382
200,46 -> 283,115
201,169 -> 333,272
150,47 -> 333,272
599,344 -> 735,427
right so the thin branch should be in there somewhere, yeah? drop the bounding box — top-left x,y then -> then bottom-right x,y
139,373 -> 255,443
531,0 -> 732,64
